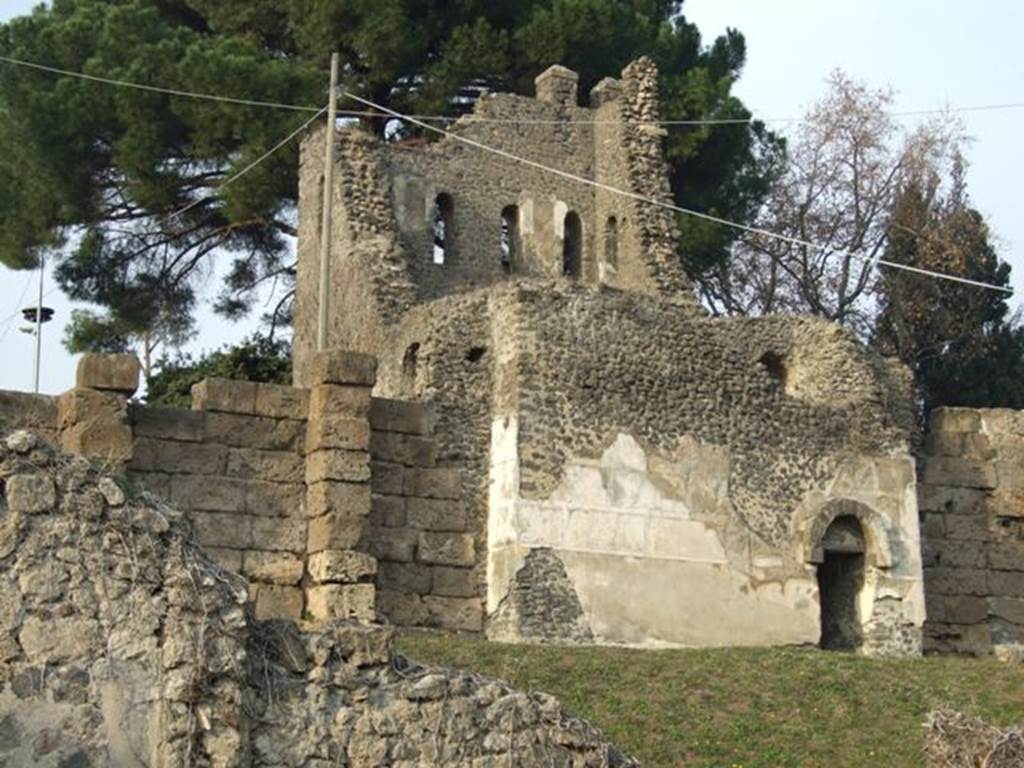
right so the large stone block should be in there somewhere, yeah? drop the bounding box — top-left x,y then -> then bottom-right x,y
191,378 -> 258,414
132,406 -> 204,442
192,511 -> 252,549
423,595 -> 483,632
76,353 -> 140,395
924,566 -> 988,596
369,398 -> 432,435
170,475 -> 247,513
405,498 -> 467,532
921,457 -> 997,489
309,384 -> 371,419
307,512 -> 365,552
989,597 -> 1024,625
132,438 -> 228,476
417,532 -> 475,567
306,414 -> 370,453
376,589 -> 428,626
250,517 -> 306,553
379,561 -> 432,595
246,481 -> 304,518
252,584 -> 303,621
917,485 -> 987,514
0,391 -> 57,433
226,448 -> 304,484
58,388 -> 132,464
371,494 -> 406,528
943,513 -> 992,542
943,595 -> 988,624
369,431 -> 437,468
243,551 -> 304,585
305,450 -> 370,484
306,481 -> 370,518
206,547 -> 243,573
308,550 -> 377,584
403,468 -> 461,500
203,412 -> 305,452
929,408 -> 982,434
989,542 -> 1024,571
430,566 -> 477,598
253,383 -> 309,420
989,570 -> 1024,597
308,350 -> 377,387
370,461 -> 405,495
306,583 -> 375,621
365,526 -> 418,563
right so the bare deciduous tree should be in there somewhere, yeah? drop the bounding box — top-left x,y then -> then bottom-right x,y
697,71 -> 961,337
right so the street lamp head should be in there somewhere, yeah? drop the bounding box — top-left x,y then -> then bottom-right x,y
21,306 -> 55,323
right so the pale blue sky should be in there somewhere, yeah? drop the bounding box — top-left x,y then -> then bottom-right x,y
1,0 -> 1021,394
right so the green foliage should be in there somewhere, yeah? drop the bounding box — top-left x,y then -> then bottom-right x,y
873,160 -> 1024,414
397,629 -> 1024,768
0,0 -> 778,336
145,333 -> 291,407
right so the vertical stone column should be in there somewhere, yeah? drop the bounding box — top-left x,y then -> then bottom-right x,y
304,350 -> 379,621
58,353 -> 140,468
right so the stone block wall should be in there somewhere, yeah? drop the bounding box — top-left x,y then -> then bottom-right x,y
366,397 -> 482,632
920,408 -> 1024,657
0,351 -> 382,626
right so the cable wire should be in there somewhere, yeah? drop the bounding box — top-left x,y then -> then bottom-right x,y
342,90 -> 1014,294
0,271 -> 38,343
5,53 -> 1022,127
0,54 -> 322,112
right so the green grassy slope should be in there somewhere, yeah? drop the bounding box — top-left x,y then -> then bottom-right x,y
396,631 -> 1024,767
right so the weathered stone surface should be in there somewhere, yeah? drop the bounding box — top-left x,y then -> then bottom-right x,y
203,412 -> 305,452
371,494 -> 406,528
4,473 -> 55,514
307,512 -> 365,552
306,583 -> 375,621
406,497 -> 467,531
366,526 -> 418,563
369,398 -> 433,436
403,468 -> 461,500
191,377 -> 258,414
251,517 -> 306,553
988,597 -> 1024,625
132,405 -> 204,442
254,382 -> 310,420
227,447 -> 304,484
307,550 -> 377,584
310,384 -> 372,419
76,352 -> 140,395
379,561 -> 432,595
171,474 -> 248,512
306,414 -> 370,452
921,457 -> 998,489
243,551 -> 305,585
424,595 -> 484,632
418,532 -> 475,567
253,584 -> 304,621
308,350 -> 377,387
307,480 -> 370,518
370,461 -> 405,495
306,450 -> 371,484
369,430 -> 437,467
132,438 -> 228,475
431,566 -> 478,598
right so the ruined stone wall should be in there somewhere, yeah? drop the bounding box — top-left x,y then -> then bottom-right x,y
0,429 -> 636,767
920,408 -> 1024,658
292,58 -> 695,386
355,280 -> 924,652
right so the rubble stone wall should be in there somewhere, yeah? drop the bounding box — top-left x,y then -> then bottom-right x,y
920,408 -> 1024,657
292,59 -> 696,387
0,430 -> 636,767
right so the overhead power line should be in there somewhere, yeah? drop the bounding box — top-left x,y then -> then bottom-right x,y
0,54 -> 322,113
4,53 -> 1022,127
342,90 -> 1014,295
169,105 -> 327,221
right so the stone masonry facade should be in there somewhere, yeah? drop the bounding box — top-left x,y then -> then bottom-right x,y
919,408 -> 1024,658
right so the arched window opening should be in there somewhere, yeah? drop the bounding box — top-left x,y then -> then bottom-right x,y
817,515 -> 866,651
500,205 -> 519,274
605,215 -> 619,269
402,343 -> 420,388
432,193 -> 454,264
562,211 -> 582,279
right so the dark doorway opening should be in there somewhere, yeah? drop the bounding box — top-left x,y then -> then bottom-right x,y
562,211 -> 582,278
500,205 -> 518,274
432,193 -> 453,264
817,516 -> 865,651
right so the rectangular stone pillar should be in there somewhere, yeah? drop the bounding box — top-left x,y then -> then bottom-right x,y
59,353 -> 140,469
304,350 -> 378,621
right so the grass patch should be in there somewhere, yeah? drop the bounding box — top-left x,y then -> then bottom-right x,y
396,630 -> 1024,767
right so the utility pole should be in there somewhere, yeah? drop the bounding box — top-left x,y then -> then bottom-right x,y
32,253 -> 43,393
317,52 -> 340,351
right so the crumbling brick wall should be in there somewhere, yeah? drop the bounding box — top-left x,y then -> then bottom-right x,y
920,408 -> 1024,657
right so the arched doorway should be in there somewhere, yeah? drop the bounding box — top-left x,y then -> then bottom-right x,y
562,211 -> 582,278
817,515 -> 866,651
